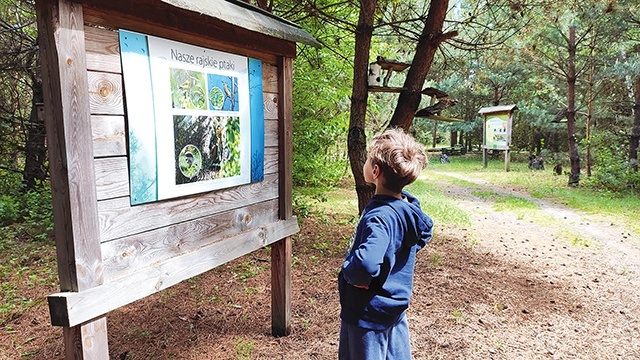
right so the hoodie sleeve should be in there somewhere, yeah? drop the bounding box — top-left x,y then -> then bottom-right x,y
417,215 -> 434,249
341,215 -> 390,287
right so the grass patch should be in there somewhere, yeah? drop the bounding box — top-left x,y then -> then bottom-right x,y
233,337 -> 255,360
406,177 -> 471,228
0,226 -> 57,327
570,235 -> 596,248
556,230 -> 598,248
450,309 -> 466,324
428,154 -> 640,235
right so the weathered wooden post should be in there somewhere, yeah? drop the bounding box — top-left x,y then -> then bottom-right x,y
35,0 -> 319,357
479,105 -> 517,171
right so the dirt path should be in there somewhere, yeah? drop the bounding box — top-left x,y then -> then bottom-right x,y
416,171 -> 640,359
3,173 -> 639,359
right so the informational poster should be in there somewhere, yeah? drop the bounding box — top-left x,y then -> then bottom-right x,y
120,30 -> 264,205
484,113 -> 510,149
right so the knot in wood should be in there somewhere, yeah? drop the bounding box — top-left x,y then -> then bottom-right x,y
98,80 -> 114,98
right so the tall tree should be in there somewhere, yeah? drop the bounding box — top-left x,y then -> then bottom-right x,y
0,0 -> 46,190
529,2 -> 612,186
348,0 -> 377,212
632,76 -> 640,171
565,26 -> 580,185
387,0 -> 456,131
623,2 -> 640,171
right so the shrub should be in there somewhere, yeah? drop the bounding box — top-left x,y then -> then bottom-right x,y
0,195 -> 20,226
587,132 -> 640,194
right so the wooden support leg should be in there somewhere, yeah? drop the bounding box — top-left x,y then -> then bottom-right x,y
271,237 -> 292,337
505,149 -> 511,172
64,317 -> 109,360
483,148 -> 488,168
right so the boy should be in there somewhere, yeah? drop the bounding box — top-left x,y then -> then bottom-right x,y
338,128 -> 433,360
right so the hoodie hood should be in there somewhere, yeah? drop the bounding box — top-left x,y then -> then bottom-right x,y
365,190 -> 433,250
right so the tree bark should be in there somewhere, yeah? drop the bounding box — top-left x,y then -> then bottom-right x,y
388,0 -> 454,131
585,34 -> 595,177
630,76 -> 640,171
348,0 -> 454,213
22,75 -> 48,191
348,0 -> 376,214
566,26 -> 581,186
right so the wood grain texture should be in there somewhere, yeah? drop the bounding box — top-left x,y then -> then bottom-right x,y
101,199 -> 279,281
278,57 -> 294,220
36,0 -> 103,293
262,63 -> 278,93
264,93 -> 279,121
84,25 -> 121,73
94,157 -> 129,200
91,115 -> 126,157
87,71 -> 124,115
97,173 -> 280,242
272,56 -> 295,336
63,319 -> 109,360
265,119 -> 278,147
49,218 -> 299,327
82,4 -> 291,63
271,237 -> 292,336
36,0 -> 109,357
92,145 -> 279,237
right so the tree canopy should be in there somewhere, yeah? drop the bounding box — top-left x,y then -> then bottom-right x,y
1,0 -> 639,221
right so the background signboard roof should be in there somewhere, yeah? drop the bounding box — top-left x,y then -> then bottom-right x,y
163,0 -> 321,48
478,104 -> 518,114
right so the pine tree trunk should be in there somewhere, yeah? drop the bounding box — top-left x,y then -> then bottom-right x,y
348,0 -> 376,214
388,0 -> 454,131
566,27 -> 581,186
630,76 -> 640,172
22,76 -> 48,190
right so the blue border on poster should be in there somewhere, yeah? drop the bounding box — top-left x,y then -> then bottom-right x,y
249,58 -> 265,183
120,30 -> 265,205
119,30 -> 159,205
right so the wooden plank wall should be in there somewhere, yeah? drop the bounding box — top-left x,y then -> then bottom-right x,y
83,25 -> 282,282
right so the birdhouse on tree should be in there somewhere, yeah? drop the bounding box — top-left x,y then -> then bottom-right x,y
368,56 -> 411,91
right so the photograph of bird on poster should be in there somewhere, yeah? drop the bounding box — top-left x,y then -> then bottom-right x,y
173,115 -> 241,185
207,74 -> 239,111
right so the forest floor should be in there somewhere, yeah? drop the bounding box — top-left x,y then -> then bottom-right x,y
1,170 -> 639,359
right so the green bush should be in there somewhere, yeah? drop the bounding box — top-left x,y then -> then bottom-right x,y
0,170 -> 53,241
0,195 -> 20,226
292,118 -> 348,187
588,160 -> 640,193
21,182 -> 54,241
587,132 -> 640,194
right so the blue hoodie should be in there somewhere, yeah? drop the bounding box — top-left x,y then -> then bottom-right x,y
338,190 -> 433,330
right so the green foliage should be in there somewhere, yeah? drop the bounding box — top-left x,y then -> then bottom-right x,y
0,194 -> 20,226
20,184 -> 54,241
425,153 -> 640,234
233,337 -> 255,360
291,44 -> 351,187
586,132 -> 640,193
292,187 -> 329,219
0,170 -> 53,241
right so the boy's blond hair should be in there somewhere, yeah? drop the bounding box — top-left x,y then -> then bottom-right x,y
368,128 -> 428,193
